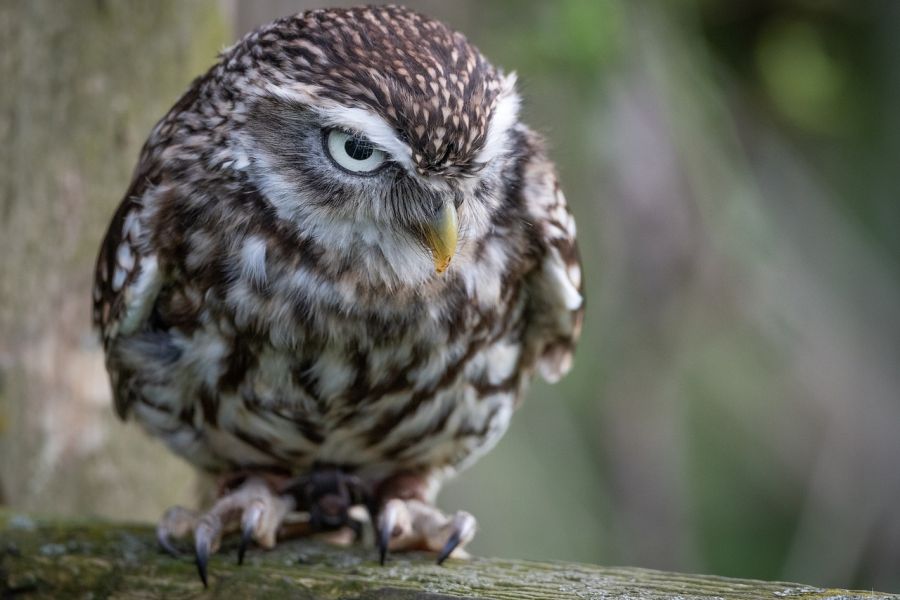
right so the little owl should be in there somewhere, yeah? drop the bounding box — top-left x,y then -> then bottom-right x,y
93,4 -> 583,585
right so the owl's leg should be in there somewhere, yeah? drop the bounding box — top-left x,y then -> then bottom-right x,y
375,472 -> 477,565
156,475 -> 297,587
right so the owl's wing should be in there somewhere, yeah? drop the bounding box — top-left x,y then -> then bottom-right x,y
93,176 -> 165,417
519,137 -> 585,383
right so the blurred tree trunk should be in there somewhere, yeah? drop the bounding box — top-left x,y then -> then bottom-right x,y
0,1 -> 229,520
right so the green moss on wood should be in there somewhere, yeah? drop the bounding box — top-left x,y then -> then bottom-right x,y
0,511 -> 896,599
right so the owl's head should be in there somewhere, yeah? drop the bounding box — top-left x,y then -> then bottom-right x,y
171,6 -> 523,285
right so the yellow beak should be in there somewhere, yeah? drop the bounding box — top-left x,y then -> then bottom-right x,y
422,200 -> 459,274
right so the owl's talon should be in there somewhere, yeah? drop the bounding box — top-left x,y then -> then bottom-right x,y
157,533 -> 183,558
156,505 -> 198,557
376,501 -> 398,565
237,500 -> 264,565
193,514 -> 222,587
237,527 -> 251,566
437,511 -> 477,565
377,531 -> 389,565
156,476 -> 295,584
157,527 -> 184,558
374,496 -> 476,563
436,530 -> 460,565
194,531 -> 211,588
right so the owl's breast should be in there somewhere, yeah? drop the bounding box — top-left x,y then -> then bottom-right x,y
125,256 -> 530,478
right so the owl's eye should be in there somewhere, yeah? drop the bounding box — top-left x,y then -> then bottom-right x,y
324,129 -> 387,174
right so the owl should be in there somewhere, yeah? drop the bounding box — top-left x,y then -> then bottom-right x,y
93,5 -> 583,585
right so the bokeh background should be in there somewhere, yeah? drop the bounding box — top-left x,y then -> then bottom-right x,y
2,0 -> 899,592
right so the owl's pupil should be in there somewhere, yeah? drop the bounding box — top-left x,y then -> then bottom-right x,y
344,137 -> 374,161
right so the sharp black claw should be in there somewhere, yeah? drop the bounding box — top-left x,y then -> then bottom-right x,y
436,530 -> 461,566
195,540 -> 210,588
193,519 -> 220,588
237,528 -> 251,566
157,532 -> 182,558
376,500 -> 397,566
377,522 -> 391,566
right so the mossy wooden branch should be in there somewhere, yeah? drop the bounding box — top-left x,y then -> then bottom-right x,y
0,511 -> 895,599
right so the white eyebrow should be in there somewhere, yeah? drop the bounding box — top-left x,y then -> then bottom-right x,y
316,103 -> 457,191
474,72 -> 521,166
264,82 -> 416,172
314,104 -> 416,172
266,82 -> 513,192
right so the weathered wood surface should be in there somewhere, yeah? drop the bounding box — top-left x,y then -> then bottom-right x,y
0,511 -> 895,599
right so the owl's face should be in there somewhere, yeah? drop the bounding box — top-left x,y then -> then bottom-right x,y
193,6 -> 522,285
240,92 -> 517,278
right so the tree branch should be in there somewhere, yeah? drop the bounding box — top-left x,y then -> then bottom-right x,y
0,511 -> 895,599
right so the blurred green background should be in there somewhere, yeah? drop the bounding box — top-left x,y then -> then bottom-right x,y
2,0 -> 899,593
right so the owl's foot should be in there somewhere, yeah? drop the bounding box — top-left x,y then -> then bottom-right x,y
279,466 -> 374,536
376,498 -> 477,565
156,475 -> 296,587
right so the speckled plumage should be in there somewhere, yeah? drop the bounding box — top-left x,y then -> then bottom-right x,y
93,5 -> 583,498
